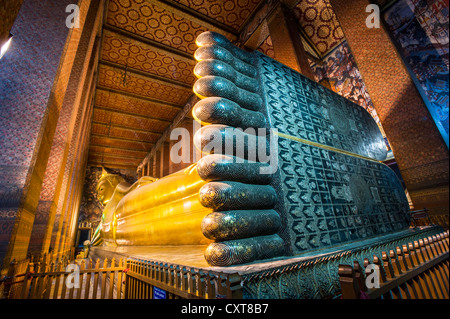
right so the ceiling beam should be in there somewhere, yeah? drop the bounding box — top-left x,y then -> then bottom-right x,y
103,24 -> 195,61
88,161 -> 138,170
89,151 -> 143,160
93,0 -> 111,107
89,152 -> 141,160
94,105 -> 173,124
88,158 -> 141,166
90,133 -> 155,145
96,86 -> 183,109
99,59 -> 192,89
92,121 -> 163,136
89,156 -> 141,165
89,143 -> 149,153
89,148 -> 150,159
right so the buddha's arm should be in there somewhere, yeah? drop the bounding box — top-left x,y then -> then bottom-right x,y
113,181 -> 132,194
93,171 -> 183,245
113,176 -> 158,195
91,223 -> 102,246
112,165 -> 211,246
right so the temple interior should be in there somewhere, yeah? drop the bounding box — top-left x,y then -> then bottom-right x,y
0,0 -> 448,302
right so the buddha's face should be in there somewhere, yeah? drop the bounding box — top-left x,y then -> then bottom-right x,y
96,180 -> 115,206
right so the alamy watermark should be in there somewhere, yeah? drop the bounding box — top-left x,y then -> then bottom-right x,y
66,4 -> 80,29
65,264 -> 80,289
366,4 -> 380,28
169,122 -> 279,175
365,264 -> 380,289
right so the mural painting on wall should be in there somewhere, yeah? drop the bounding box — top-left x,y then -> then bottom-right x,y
383,0 -> 449,146
78,167 -> 137,230
308,41 -> 387,144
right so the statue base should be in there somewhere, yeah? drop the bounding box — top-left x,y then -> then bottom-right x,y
89,226 -> 443,298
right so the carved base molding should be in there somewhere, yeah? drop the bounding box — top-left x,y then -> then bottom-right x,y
90,226 -> 443,299
241,226 -> 443,299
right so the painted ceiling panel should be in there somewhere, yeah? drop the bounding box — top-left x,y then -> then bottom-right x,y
97,64 -> 192,105
92,108 -> 168,132
101,29 -> 197,85
293,0 -> 345,57
107,0 -> 210,54
169,0 -> 264,30
95,89 -> 180,121
91,123 -> 161,143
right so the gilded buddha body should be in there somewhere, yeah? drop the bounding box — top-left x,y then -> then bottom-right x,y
91,166 -> 213,247
90,152 -> 285,267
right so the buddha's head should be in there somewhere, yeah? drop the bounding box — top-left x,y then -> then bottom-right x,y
96,168 -> 124,206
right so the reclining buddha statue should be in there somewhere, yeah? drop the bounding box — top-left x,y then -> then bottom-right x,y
91,31 -> 411,267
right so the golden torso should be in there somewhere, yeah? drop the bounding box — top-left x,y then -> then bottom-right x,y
97,166 -> 213,246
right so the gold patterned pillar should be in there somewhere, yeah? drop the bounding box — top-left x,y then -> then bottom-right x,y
329,0 -> 449,215
0,0 -> 95,272
27,0 -> 102,259
62,87 -> 96,253
267,3 -> 315,79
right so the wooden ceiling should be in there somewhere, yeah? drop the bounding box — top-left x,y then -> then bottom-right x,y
89,0 -> 265,170
88,0 -> 345,170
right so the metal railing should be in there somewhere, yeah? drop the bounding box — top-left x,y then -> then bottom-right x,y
339,231 -> 449,299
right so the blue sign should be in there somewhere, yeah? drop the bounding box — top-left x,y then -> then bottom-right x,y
153,286 -> 167,299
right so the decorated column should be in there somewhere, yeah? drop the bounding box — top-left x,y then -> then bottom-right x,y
329,0 -> 449,215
